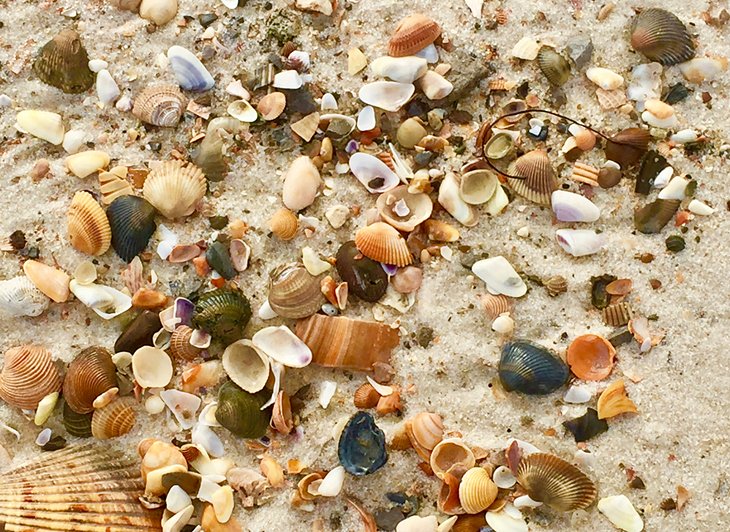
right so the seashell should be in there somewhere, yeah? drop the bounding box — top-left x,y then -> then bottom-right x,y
634,198 -> 679,234
358,81 -> 415,112
405,412 -> 444,461
459,169 -> 498,205
472,256 -> 526,297
222,339 -> 270,393
169,325 -> 203,361
430,438 -> 475,480
140,0 -> 178,25
282,156 -> 322,211
66,150 -> 110,178
91,397 -> 136,439
70,279 -> 132,319
571,162 -> 600,187
371,56 -> 428,83
424,219 -> 459,242
459,467 -> 498,514
355,222 -> 413,266
215,381 -> 271,438
227,99 -> 258,123
67,191 -> 112,255
33,29 -> 94,93
657,175 -> 689,201
133,84 -> 187,127
143,160 -> 206,219
22,260 -> 70,303
484,132 -> 514,160
480,293 -> 513,321
596,87 -> 627,110
206,241 -> 236,280
390,265 -> 423,294
159,389 -> 201,430
257,92 -> 286,121
598,495 -> 644,532
567,334 -> 616,381
267,262 -> 324,319
296,314 -> 400,371
512,36 -> 541,60
110,0 -> 142,11
598,165 -> 622,189
537,47 -> 571,86
603,302 -> 633,327
63,346 -> 117,414
115,309 -> 161,354
167,45 -> 214,92
507,150 -> 557,205
585,67 -> 624,90
252,325 -> 312,370
0,345 -> 62,410
96,69 -> 120,106
349,152 -> 400,194
354,382 -> 381,409
388,14 -> 441,57
688,199 -> 714,216
99,167 -> 134,204
132,346 -> 174,388
516,453 -> 597,511
271,390 -> 294,435
268,208 -> 298,240
273,69 -> 302,89
193,287 -> 252,344
551,190 -> 600,223
499,340 -> 569,395
438,172 -> 478,227
336,241 -> 388,302
290,112 -> 319,142
338,411 -> 388,475
555,229 -> 606,257
192,117 -> 242,182
14,110 -> 65,145
544,275 -> 568,297
679,57 -> 728,84
605,128 -> 651,168
417,71 -> 454,100
597,380 -> 638,419
397,117 -> 427,149
107,195 -> 157,262
630,8 -> 694,66
376,185 -> 433,232
62,401 -> 93,437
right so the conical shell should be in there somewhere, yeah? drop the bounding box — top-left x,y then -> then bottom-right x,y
354,222 -> 413,267
22,260 -> 70,303
388,14 -> 441,57
405,412 -> 444,461
132,84 -> 187,127
0,345 -> 62,410
459,467 -> 498,514
268,208 -> 298,240
507,150 -> 558,205
33,29 -> 94,93
605,128 -> 651,168
429,438 -> 476,480
192,287 -> 252,345
107,195 -> 157,262
0,444 -> 162,530
143,160 -> 206,219
63,346 -> 117,414
516,452 -> 597,511
67,191 -> 112,256
0,276 -> 50,317
169,325 -> 203,361
268,262 -> 324,319
63,400 -> 93,438
91,397 -> 136,439
537,47 -> 571,86
630,8 -> 695,66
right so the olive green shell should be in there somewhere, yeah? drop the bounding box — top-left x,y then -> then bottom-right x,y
634,199 -> 680,234
215,381 -> 272,439
62,400 -> 93,438
33,29 -> 94,94
192,288 -> 252,344
537,47 -> 571,87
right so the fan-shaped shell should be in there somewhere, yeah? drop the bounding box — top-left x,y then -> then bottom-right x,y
62,400 -> 93,438
215,381 -> 271,439
516,452 -> 597,511
91,397 -> 136,439
67,191 -> 112,256
222,339 -> 270,393
63,346 -> 117,414
480,293 -> 513,320
566,334 -> 616,381
268,262 -> 325,319
537,47 -> 571,86
22,259 -> 70,303
630,8 -> 695,66
33,29 -> 94,94
388,14 -> 441,57
143,160 -> 206,219
354,221 -> 412,267
169,324 -> 203,361
507,150 -> 558,205
268,208 -> 298,240
376,186 -> 433,232
107,195 -> 157,262
429,438 -> 476,480
459,467 -> 498,514
0,276 -> 50,317
605,128 -> 651,168
405,412 -> 444,461
0,345 -> 62,410
499,340 -> 569,395
133,84 -> 187,127
192,287 -> 252,344
353,382 -> 380,409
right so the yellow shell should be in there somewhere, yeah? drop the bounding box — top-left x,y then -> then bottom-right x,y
169,324 -> 203,361
597,379 -> 638,419
143,160 -> 206,219
516,452 -> 597,511
33,29 -> 94,94
22,259 -> 70,303
423,219 -> 460,242
91,397 -> 136,439
354,222 -> 413,267
459,467 -> 498,514
67,191 -> 112,255
405,412 -> 444,461
63,346 -> 117,414
429,438 -> 475,480
388,14 -> 441,57
507,150 -> 557,205
268,207 -> 298,240
132,84 -> 187,127
0,345 -> 63,410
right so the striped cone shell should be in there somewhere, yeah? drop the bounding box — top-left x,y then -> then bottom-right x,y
0,345 -> 62,410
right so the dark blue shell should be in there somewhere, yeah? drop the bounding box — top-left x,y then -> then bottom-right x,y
338,411 -> 387,476
107,195 -> 156,263
499,340 -> 569,395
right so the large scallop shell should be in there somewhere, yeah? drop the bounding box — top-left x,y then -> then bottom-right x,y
67,191 -> 112,256
459,467 -> 498,514
268,262 -> 325,319
222,339 -> 270,393
0,276 -> 50,317
355,221 -> 412,267
143,160 -> 206,219
192,287 -> 252,344
376,185 -> 433,232
507,150 -> 558,205
33,29 -> 94,94
499,340 -> 569,395
630,8 -> 695,66
23,259 -> 70,303
107,195 -> 157,262
91,397 -> 136,439
133,84 -> 187,127
429,438 -> 476,480
405,412 -> 444,461
63,346 -> 117,414
0,345 -> 62,410
388,14 -> 441,57
516,452 -> 597,511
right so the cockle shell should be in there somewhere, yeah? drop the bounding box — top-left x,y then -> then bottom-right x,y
376,185 -> 433,232
567,334 -> 616,381
508,150 -> 557,205
33,29 -> 94,94
22,259 -> 69,304
472,256 -> 526,297
67,191 -> 112,256
282,156 -> 322,211
268,208 -> 299,240
192,287 -> 252,344
0,276 -> 50,317
355,221 -> 413,266
169,325 -> 203,361
63,346 -> 117,414
133,84 -> 187,127
388,14 -> 441,57
429,438 -> 476,480
537,47 -> 571,86
268,262 -> 325,319
405,412 -> 444,461
222,339 -> 271,393
132,346 -> 173,388
516,453 -> 596,511
107,195 -> 157,262
438,172 -> 477,227
630,8 -> 694,66
556,229 -> 606,257
480,293 -> 513,320
91,397 -> 136,439
551,190 -> 600,222
14,110 -> 64,145
459,467 -> 498,514
358,81 -> 415,112
349,152 -> 400,194
143,160 -> 206,219
0,345 -> 62,410
605,128 -> 651,168
371,56 -> 428,83
459,169 -> 498,205
167,45 -> 214,91
499,340 -> 569,395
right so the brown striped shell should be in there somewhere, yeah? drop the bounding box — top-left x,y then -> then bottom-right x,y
67,191 -> 112,255
63,346 -> 117,414
405,412 -> 444,461
143,160 -> 206,219
0,345 -> 62,410
479,293 -> 513,320
459,467 -> 498,514
516,452 -> 597,511
630,8 -> 695,66
33,29 -> 94,94
353,382 -> 380,409
603,302 -> 633,327
132,84 -> 187,127
544,275 -> 568,297
91,397 -> 136,439
169,325 -> 203,361
605,128 -> 651,168
354,222 -> 413,267
268,262 -> 325,319
268,207 -> 299,240
388,14 -> 441,57
507,150 -> 558,205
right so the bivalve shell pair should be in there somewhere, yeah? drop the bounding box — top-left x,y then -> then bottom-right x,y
143,160 -> 206,219
63,346 -> 117,414
459,467 -> 498,514
0,276 -> 51,317
215,381 -> 271,438
107,195 -> 157,262
133,84 -> 187,127
268,262 -> 325,319
91,397 -> 136,439
405,412 -> 444,461
222,339 -> 270,393
67,191 -> 112,256
376,185 -> 433,232
508,150 -> 558,205
355,222 -> 413,266
33,29 -> 94,93
192,287 -> 252,344
516,453 -> 597,511
630,8 -> 695,66
388,14 -> 441,57
499,340 -> 569,395
0,345 -> 63,410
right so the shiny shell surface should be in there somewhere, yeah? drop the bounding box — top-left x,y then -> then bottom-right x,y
23,259 -> 71,303
169,324 -> 203,361
459,467 -> 498,514
537,47 -> 571,86
33,29 -> 94,93
63,346 -> 117,414
335,241 -> 388,302
91,397 -> 136,439
67,191 -> 112,256
499,340 -> 569,395
0,344 -> 63,410
338,411 -> 388,475
376,185 -> 433,232
630,8 -> 695,65
215,381 -> 271,438
429,437 -> 476,480
268,262 -> 325,319
405,412 -> 444,461
107,195 -> 157,262
192,287 -> 252,344
143,160 -> 206,219
516,452 -> 597,511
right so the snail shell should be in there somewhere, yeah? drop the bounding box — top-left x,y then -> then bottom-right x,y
63,346 -> 117,414
267,262 -> 324,319
133,84 -> 187,127
67,191 -> 112,256
33,29 -> 94,94
91,397 -> 136,439
0,345 -> 63,410
215,381 -> 271,439
516,452 -> 597,511
192,287 -> 252,344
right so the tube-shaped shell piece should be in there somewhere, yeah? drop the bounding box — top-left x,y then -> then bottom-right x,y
33,29 -> 94,94
429,438 -> 476,480
143,160 -> 206,219
388,14 -> 441,57
67,191 -> 112,256
0,345 -> 62,410
508,150 -> 557,205
22,259 -> 70,303
91,397 -> 136,439
630,8 -> 695,66
268,262 -> 325,319
354,222 -> 413,266
63,346 -> 117,414
459,467 -> 498,514
516,453 -> 597,511
133,84 -> 187,127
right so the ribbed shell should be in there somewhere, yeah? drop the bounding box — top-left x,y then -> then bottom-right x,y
507,150 -> 558,205
516,453 -> 597,511
99,171 -> 134,205
268,208 -> 299,240
353,382 -> 380,409
0,345 -> 62,410
388,14 -> 441,57
630,8 -> 695,66
596,379 -> 638,419
603,302 -> 633,327
107,195 -> 157,263
143,161 -> 206,219
354,222 -> 413,267
67,191 -> 112,256
544,275 -> 568,297
537,47 -> 571,86
499,340 -> 569,395
192,287 -> 252,345
405,412 -> 444,461
169,325 -> 203,361
33,29 -> 94,94
91,397 -> 136,440
459,467 -> 498,514
605,128 -> 651,168
0,444 -> 162,531
267,263 -> 324,319
480,293 -> 513,320
63,401 -> 93,438
0,276 -> 50,317
132,84 -> 187,127
634,198 -> 680,234
63,346 -> 117,414
215,381 -> 271,439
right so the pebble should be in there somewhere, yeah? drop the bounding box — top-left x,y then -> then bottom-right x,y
325,205 -> 350,228
566,35 -> 593,69
0,94 -> 10,107
492,314 -> 514,334
670,129 -> 698,144
115,95 -> 133,112
516,226 -> 529,237
88,59 -> 109,73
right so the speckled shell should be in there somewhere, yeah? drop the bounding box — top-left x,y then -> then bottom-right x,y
0,345 -> 62,410
33,29 -> 94,94
405,412 -> 444,461
630,8 -> 695,66
507,150 -> 558,205
63,346 -> 117,414
63,401 -> 93,438
169,325 -> 203,361
268,262 -> 325,319
67,191 -> 112,255
132,84 -> 187,127
499,340 -> 569,395
388,14 -> 441,57
537,47 -> 571,86
354,222 -> 413,267
91,397 -> 136,439
516,452 -> 597,511
192,287 -> 252,344
459,467 -> 498,514
268,208 -> 298,240
107,195 -> 157,262
143,160 -> 206,219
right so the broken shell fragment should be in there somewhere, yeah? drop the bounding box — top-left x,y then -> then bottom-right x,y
516,453 -> 597,511
252,325 -> 312,368
66,150 -> 110,178
67,191 -> 112,256
388,14 -> 441,57
567,334 -> 616,381
167,45 -> 214,92
459,169 -> 498,205
371,56 -> 428,83
358,81 -> 415,112
282,156 -> 322,211
268,262 -> 325,319
499,340 -> 569,395
222,340 -> 270,393
15,110 -> 65,145
634,198 -> 680,234
586,67 -> 624,90
551,190 -> 600,222
605,128 -> 651,168
99,167 -> 134,204
350,152 -> 400,194
555,229 -> 606,257
508,150 -> 558,205
405,412 -> 444,461
376,185 -> 433,232
33,29 -> 94,94
679,57 -> 728,84
430,438 -> 475,480
91,397 -> 136,439
23,260 -> 70,303
227,99 -> 258,122
355,221 -> 413,266
0,276 -> 50,317
133,84 -> 187,127
338,411 -> 388,475
597,495 -> 643,532
597,380 -> 638,419
630,8 -> 695,66
459,467 -> 498,514
0,345 -> 63,410
438,172 -> 478,227
472,256 -> 526,297
257,92 -> 286,120
143,160 -> 206,219
417,71 -> 453,100
132,346 -> 173,388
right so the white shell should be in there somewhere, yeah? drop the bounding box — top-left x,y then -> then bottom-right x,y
512,37 -> 540,60
222,339 -> 270,393
459,169 -> 498,205
370,56 -> 428,83
321,92 -> 338,110
555,229 -> 606,257
0,276 -> 50,317
586,67 -> 624,90
160,389 -> 201,430
65,150 -> 110,178
163,504 -> 194,532
472,256 -> 527,297
551,190 -> 600,222
220,0 -> 238,8
139,0 -> 178,25
302,246 -> 331,275
627,63 -> 662,105
492,465 -> 517,489
484,184 -> 509,215
657,176 -> 689,200
252,326 -> 312,368
679,57 -> 728,84
358,81 -> 415,112
438,172 -> 477,226
62,129 -> 90,154
96,69 -> 120,106
513,495 -> 542,509
258,299 -> 278,320
132,346 -> 174,388
564,385 -> 592,403
282,156 -> 322,211
491,314 -> 514,334
192,422 -> 224,457
417,71 -> 453,100
167,485 -> 192,514
88,59 -> 108,73
415,43 -> 439,63
69,280 -> 132,319
653,166 -> 673,188
273,70 -> 303,89
485,506 -> 528,532
357,105 -> 376,131
597,495 -> 643,532
212,485 -> 234,523
349,152 -> 400,193
641,110 -> 678,129
669,129 -> 698,144
396,516 -> 438,532
145,394 -> 166,415
167,45 -> 214,92
15,110 -> 64,145
688,199 -> 714,215
318,380 -> 337,408
317,466 -> 345,497
227,99 -> 257,122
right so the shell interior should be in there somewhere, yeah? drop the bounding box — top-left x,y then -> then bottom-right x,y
516,452 -> 597,511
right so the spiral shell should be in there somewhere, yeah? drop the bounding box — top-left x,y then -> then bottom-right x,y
268,208 -> 298,240
107,195 -> 157,262
507,150 -> 558,205
67,191 -> 112,256
630,8 -> 695,66
516,452 -> 597,511
143,160 -> 206,219
0,276 -> 50,317
63,401 -> 93,438
63,346 -> 117,414
459,467 -> 498,514
268,262 -> 325,319
33,29 -> 94,94
0,345 -> 63,410
429,438 -> 475,480
388,14 -> 441,57
405,412 -> 444,461
215,381 -> 271,439
354,221 -> 413,266
169,325 -> 203,361
132,84 -> 187,127
91,397 -> 136,439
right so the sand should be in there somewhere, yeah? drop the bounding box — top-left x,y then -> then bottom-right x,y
1,0 -> 729,530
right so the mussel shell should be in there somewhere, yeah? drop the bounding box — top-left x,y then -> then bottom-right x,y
630,8 -> 695,66
33,29 -> 94,94
562,407 -> 608,442
499,340 -> 569,395
537,47 -> 571,87
337,411 -> 388,476
590,274 -> 617,310
605,128 -> 651,168
192,288 -> 252,344
114,310 -> 162,354
63,346 -> 117,414
107,195 -> 157,263
214,381 -> 271,439
267,263 -> 324,319
335,241 -> 388,302
62,400 -> 93,438
206,241 -> 237,280
516,452 -> 597,511
634,198 -> 680,234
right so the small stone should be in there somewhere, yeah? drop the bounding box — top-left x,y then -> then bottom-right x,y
335,241 -> 387,302
198,13 -> 218,28
665,235 -> 685,253
566,35 -> 593,69
325,205 -> 350,228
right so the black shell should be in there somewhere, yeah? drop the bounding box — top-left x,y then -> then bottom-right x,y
114,310 -> 161,354
33,29 -> 94,94
206,241 -> 236,280
62,400 -> 93,438
562,408 -> 608,442
192,287 -> 252,344
107,195 -> 157,263
634,198 -> 680,234
537,47 -> 571,87
635,151 -> 668,195
630,8 -> 695,66
590,274 -> 617,310
338,411 -> 388,476
215,381 -> 271,439
335,241 -> 388,302
499,340 -> 569,395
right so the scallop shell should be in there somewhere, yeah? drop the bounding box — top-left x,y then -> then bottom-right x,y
429,438 -> 476,480
634,198 -> 679,234
133,84 -> 187,127
143,160 -> 206,219
295,314 -> 400,371
507,150 -> 557,205
0,276 -> 51,317
376,185 -> 433,232
603,302 -> 633,327
63,400 -> 93,438
499,340 -> 569,395
63,346 -> 117,414
405,412 -> 444,461
107,195 -> 157,263
459,467 -> 498,514
169,325 -> 203,361
516,453 -> 597,511
33,29 -> 94,94
222,339 -> 270,393
192,287 -> 252,344
0,444 -> 162,530
67,191 -> 112,256
479,293 -> 513,320
91,397 -> 136,439
537,47 -> 571,86
0,345 -> 62,410
630,8 -> 695,66
268,262 -> 325,319
355,222 -> 413,267
268,208 -> 298,240
388,14 -> 441,57
605,128 -> 651,168
597,379 -> 638,419
215,381 -> 271,439
566,334 -> 616,381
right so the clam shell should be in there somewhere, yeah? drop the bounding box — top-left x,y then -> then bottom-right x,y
630,8 -> 694,66
566,334 -> 616,381
388,14 -> 441,57
133,84 -> 187,127
459,467 -> 498,514
91,397 -> 136,439
376,185 -> 433,232
268,208 -> 298,240
371,55 -> 428,83
63,346 -> 117,414
634,198 -> 680,234
257,92 -> 287,121
192,287 -> 252,344
349,152 -> 400,194
472,256 -> 526,298
268,262 -> 325,319
484,132 -> 514,160
551,190 -> 600,223
338,411 -> 388,476
597,379 -> 638,419
167,45 -> 214,92
14,110 -> 65,145
480,293 -> 513,320
143,160 -> 206,219
597,495 -> 644,532
222,339 -> 270,393
107,195 -> 157,262
355,222 -> 412,267
537,47 -> 571,86
282,156 -> 322,211
358,81 -> 415,113
169,325 -> 203,361
499,340 -> 569,395
62,400 -> 93,438
516,453 -> 597,511
33,29 -> 94,93
459,169 -> 498,205
132,346 -> 173,388
507,150 -> 557,205
405,412 -> 444,461
0,276 -> 50,317
605,128 -> 651,168
0,345 -> 62,410
67,191 -> 112,255
353,382 -> 380,409
215,381 -> 271,439
295,314 -> 400,371
252,325 -> 312,368
439,172 -> 478,226
227,99 -> 258,123
429,438 -> 476,480
66,150 -> 111,178
555,229 -> 606,257
99,167 -> 134,204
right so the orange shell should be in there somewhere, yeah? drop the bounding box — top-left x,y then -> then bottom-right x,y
23,259 -> 70,303
91,397 -> 136,440
353,382 -> 380,409
67,191 -> 112,256
566,334 -> 616,381
597,379 -> 638,419
0,345 -> 63,410
479,293 -> 513,321
405,412 -> 444,461
63,346 -> 117,414
388,14 -> 441,57
354,222 -> 413,267
169,325 -> 203,361
268,208 -> 298,240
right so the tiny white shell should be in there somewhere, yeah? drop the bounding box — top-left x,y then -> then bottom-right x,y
317,466 -> 345,497
485,507 -> 528,532
252,325 -> 312,368
356,106 -> 376,131
491,314 -> 515,334
417,70 -> 453,100
318,380 -> 337,408
227,100 -> 258,122
349,152 -> 400,193
438,172 -> 477,226
258,299 -> 278,320
669,129 -> 698,144
167,485 -> 192,514
302,246 -> 331,275
145,394 -> 166,415
653,167 -> 673,188
472,256 -> 526,297
512,37 -> 540,60
65,150 -> 110,178
679,57 -> 728,83
132,346 -> 173,388
358,81 -> 415,112
641,110 -> 678,129
63,129 -> 90,154
321,92 -> 338,110
555,229 -> 606,257
164,504 -> 194,532
160,389 -> 201,430
415,43 -> 439,63
514,495 -> 542,509
88,59 -> 108,73
564,385 -> 592,404
551,190 -> 600,222
273,70 -> 303,89
370,56 -> 428,83
96,69 -> 120,106
688,199 -> 714,215
192,422 -> 224,458
211,485 -> 234,523
484,184 -> 509,215
282,156 -> 322,211
657,176 -> 689,200
597,495 -> 643,532
396,515 -> 438,532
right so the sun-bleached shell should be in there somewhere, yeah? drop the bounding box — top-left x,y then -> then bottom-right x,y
66,150 -> 110,178
508,150 -> 557,205
67,191 -> 112,255
586,67 -> 624,90
556,229 -> 606,257
69,280 -> 133,319
91,397 -> 136,439
140,0 -> 178,25
99,166 -> 134,204
15,110 -> 64,145
417,71 -> 453,100
355,221 -> 413,266
678,57 -> 728,84
222,339 -> 271,393
358,81 -> 415,112
143,160 -> 206,219
472,256 -> 527,297
257,92 -> 286,120
167,45 -> 214,91
371,56 -> 428,83
459,467 -> 498,514
597,495 -> 643,532
0,345 -> 63,410
516,453 -> 596,511
96,69 -> 120,106
551,190 -> 600,222
376,185 -> 433,232
0,276 -> 50,317
63,346 -> 117,414
460,169 -> 498,205
388,14 -> 441,57
252,325 -> 312,368
349,152 -> 400,194
512,36 -> 541,60
160,389 -> 201,430
438,172 -> 477,226
282,156 -> 322,211
227,99 -> 258,123
133,84 -> 187,127
132,346 -> 174,388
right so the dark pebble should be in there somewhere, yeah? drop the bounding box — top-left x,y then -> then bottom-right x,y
335,241 -> 387,302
